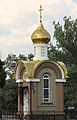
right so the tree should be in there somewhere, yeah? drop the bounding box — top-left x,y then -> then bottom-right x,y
0,59 -> 6,88
53,16 -> 77,76
0,53 -> 34,112
48,43 -> 73,63
53,16 -> 77,65
5,53 -> 17,80
18,54 -> 27,61
28,53 -> 34,61
51,17 -> 77,109
5,53 -> 27,80
0,79 -> 18,112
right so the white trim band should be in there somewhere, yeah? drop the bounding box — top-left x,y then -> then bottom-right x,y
33,56 -> 48,60
55,79 -> 66,83
68,107 -> 74,110
26,78 -> 40,82
16,79 -> 23,83
33,43 -> 47,47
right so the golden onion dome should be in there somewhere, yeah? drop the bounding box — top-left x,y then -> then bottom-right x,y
31,22 -> 51,44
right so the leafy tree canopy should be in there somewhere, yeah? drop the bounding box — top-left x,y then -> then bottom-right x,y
0,59 -> 6,88
0,79 -> 17,112
53,16 -> 77,65
51,16 -> 77,108
5,53 -> 34,80
0,53 -> 34,112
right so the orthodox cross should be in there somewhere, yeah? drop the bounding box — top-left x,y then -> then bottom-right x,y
39,5 -> 43,23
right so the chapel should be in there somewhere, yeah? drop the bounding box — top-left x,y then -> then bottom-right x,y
15,5 -> 67,120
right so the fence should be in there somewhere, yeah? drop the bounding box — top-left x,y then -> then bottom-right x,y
1,110 -> 77,120
0,111 -> 22,120
0,111 -> 67,120
65,108 -> 77,120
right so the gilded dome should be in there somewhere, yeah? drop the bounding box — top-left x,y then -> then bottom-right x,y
31,22 -> 51,44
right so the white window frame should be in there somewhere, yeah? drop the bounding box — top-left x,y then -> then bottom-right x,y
34,47 -> 36,56
42,74 -> 50,103
41,47 -> 45,57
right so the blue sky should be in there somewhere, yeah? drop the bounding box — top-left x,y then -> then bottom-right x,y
74,0 -> 77,3
0,0 -> 77,60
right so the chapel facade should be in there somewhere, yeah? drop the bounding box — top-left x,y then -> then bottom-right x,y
15,5 -> 67,120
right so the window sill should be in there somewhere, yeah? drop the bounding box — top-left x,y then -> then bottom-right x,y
41,102 -> 53,105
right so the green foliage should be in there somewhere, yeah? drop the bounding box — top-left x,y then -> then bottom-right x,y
0,79 -> 17,112
18,54 -> 27,61
0,53 -> 34,112
48,43 -> 73,64
5,53 -> 27,79
28,53 -> 34,61
5,53 -> 17,79
51,17 -> 77,109
5,53 -> 34,80
0,59 -> 6,88
64,78 -> 77,108
53,16 -> 77,65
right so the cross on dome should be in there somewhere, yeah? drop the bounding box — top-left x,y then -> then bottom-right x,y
31,5 -> 51,45
39,5 -> 43,23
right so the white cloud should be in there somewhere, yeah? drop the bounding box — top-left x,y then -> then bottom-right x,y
65,0 -> 73,5
71,4 -> 77,17
27,23 -> 38,37
0,0 -> 77,60
0,35 -> 32,46
0,35 -> 33,60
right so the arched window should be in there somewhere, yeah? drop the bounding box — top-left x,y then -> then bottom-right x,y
42,74 -> 50,103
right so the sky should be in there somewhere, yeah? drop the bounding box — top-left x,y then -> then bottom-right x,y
0,0 -> 77,60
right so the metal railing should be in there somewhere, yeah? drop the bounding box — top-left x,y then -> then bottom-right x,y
1,109 -> 77,120
0,111 -> 66,120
